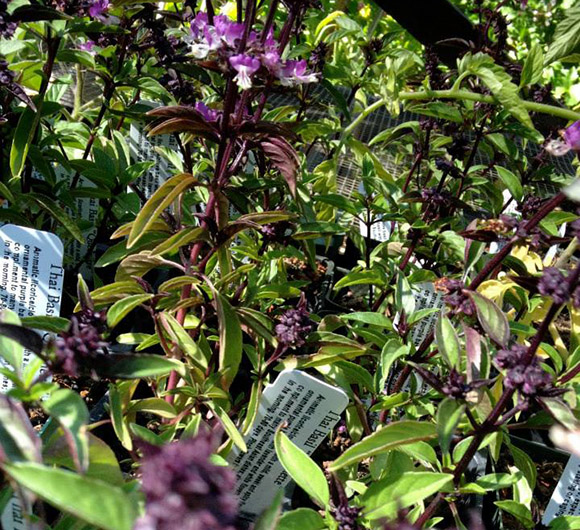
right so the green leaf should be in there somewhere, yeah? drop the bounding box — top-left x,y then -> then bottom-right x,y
468,291 -> 509,346
128,173 -> 197,248
274,429 -> 330,508
549,516 -> 580,529
376,340 -> 409,393
43,389 -> 89,473
253,490 -> 283,530
107,294 -> 153,328
100,353 -> 184,379
215,292 -> 242,389
0,310 -> 24,372
495,500 -> 534,529
277,508 -> 326,530
496,167 -> 523,202
44,432 -> 124,486
109,384 -> 132,451
160,312 -> 207,370
435,316 -> 460,369
126,398 -> 176,419
362,472 -> 453,520
27,193 -> 85,244
521,44 -> 544,86
10,106 -> 36,178
56,49 -> 96,68
293,221 -> 345,239
0,394 -> 41,463
20,316 -> 70,333
341,312 -> 393,329
208,403 -> 246,452
546,4 -> 580,64
329,421 -> 437,470
476,472 -> 522,491
437,398 -> 465,456
150,227 -> 208,256
397,273 -> 415,315
2,462 -> 137,530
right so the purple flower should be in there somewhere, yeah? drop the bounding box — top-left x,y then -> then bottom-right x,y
88,0 -> 110,20
546,121 -> 580,156
190,12 -> 209,39
229,54 -> 261,90
51,315 -> 108,378
494,344 -> 527,370
279,59 -> 319,86
79,40 -> 96,53
134,431 -> 238,530
521,365 -> 553,396
194,102 -> 220,122
334,504 -> 362,530
538,267 -> 570,305
435,278 -> 475,316
275,307 -> 313,349
0,0 -> 16,39
564,121 -> 580,151
441,369 -> 471,399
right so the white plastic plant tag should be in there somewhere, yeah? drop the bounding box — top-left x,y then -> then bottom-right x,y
542,455 -> 580,524
0,225 -> 64,530
129,122 -> 180,198
390,283 -> 444,394
0,225 -> 64,390
358,217 -> 393,242
228,369 -> 348,519
408,283 -> 445,347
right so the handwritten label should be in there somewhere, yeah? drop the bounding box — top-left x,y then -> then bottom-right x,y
129,123 -> 180,198
229,370 -> 348,519
543,455 -> 580,524
0,225 -> 64,530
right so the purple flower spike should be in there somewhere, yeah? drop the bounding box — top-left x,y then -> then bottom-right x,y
88,0 -> 110,20
229,54 -> 261,90
279,59 -> 319,86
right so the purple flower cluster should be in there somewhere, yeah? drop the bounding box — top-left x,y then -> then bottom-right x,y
0,0 -> 16,39
49,0 -> 108,18
51,310 -> 108,377
189,12 -> 318,90
334,504 -> 362,530
442,369 -> 471,399
0,58 -> 15,88
518,195 -> 545,220
538,267 -> 572,305
435,278 -> 475,316
498,214 -> 550,250
134,432 -> 238,530
494,345 -> 560,398
275,307 -> 313,349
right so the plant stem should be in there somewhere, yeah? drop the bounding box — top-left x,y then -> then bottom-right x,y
342,90 -> 580,140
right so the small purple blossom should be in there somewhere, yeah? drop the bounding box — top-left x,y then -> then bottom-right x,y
546,120 -> 580,156
279,59 -> 319,86
134,432 -> 238,530
229,54 -> 261,90
194,102 -> 220,122
88,0 -> 110,20
435,278 -> 475,316
538,267 -> 570,305
0,0 -> 16,39
494,344 -> 527,370
442,369 -> 471,399
275,307 -> 313,349
51,315 -> 108,378
79,40 -> 96,53
334,504 -> 362,530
